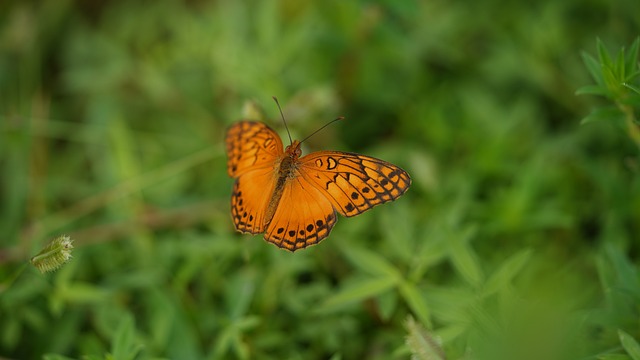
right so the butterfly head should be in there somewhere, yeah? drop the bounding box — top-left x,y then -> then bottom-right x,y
284,140 -> 302,158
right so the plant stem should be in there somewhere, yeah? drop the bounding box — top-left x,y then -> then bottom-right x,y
618,103 -> 640,150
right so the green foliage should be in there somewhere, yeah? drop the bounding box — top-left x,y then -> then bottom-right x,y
578,38 -> 640,148
1,0 -> 639,359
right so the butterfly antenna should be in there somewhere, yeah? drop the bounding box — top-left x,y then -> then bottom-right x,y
299,116 -> 345,144
272,96 -> 293,145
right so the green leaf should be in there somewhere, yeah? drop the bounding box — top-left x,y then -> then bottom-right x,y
606,243 -> 640,298
319,276 -> 398,311
616,45 -> 626,80
341,245 -> 401,279
619,330 -> 640,360
625,37 -> 640,78
226,272 -> 256,319
377,290 -> 399,322
597,355 -> 633,360
582,51 -> 605,86
580,106 -> 624,125
483,249 -> 532,296
448,226 -> 484,288
575,85 -> 610,97
623,82 -> 640,96
399,281 -> 432,327
598,38 -> 613,68
42,355 -> 76,360
602,64 -> 622,93
112,314 -> 139,360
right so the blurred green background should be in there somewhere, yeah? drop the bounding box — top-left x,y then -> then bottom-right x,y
1,0 -> 640,359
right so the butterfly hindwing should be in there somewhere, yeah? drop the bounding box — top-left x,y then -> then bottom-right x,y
264,176 -> 338,251
226,121 -> 283,177
299,151 -> 411,217
231,167 -> 278,234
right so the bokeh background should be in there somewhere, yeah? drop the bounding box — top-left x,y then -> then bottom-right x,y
1,1 -> 639,359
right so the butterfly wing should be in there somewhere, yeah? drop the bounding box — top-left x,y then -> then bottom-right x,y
226,121 -> 283,177
298,151 -> 411,217
225,121 -> 283,234
264,151 -> 411,251
263,175 -> 338,251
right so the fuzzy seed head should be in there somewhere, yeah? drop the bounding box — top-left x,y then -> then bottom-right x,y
30,235 -> 74,273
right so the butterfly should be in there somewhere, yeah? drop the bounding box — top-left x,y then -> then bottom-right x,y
225,112 -> 411,252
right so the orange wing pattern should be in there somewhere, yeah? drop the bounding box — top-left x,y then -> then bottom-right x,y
230,166 -> 278,234
299,152 -> 411,217
225,121 -> 283,177
226,121 -> 281,234
260,152 -> 411,250
263,176 -> 338,251
225,120 -> 411,252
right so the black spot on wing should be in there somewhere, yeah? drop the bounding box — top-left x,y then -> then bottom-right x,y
345,203 -> 355,213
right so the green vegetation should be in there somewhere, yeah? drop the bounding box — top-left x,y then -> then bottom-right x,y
1,1 -> 639,359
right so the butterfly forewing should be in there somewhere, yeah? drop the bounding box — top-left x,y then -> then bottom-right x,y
226,121 -> 283,234
226,121 -> 283,177
298,152 -> 411,217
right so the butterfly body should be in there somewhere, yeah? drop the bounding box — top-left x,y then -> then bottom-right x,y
264,140 -> 302,224
226,120 -> 411,251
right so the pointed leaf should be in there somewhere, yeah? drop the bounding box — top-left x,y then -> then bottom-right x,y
399,281 -> 432,327
616,46 -> 626,80
624,68 -> 640,83
483,249 -> 532,296
597,38 -> 613,68
43,355 -> 76,360
575,85 -> 610,97
580,106 -> 623,125
319,276 -> 398,311
619,330 -> 640,360
448,226 -> 483,288
377,290 -> 399,321
623,83 -> 640,96
341,245 -> 401,279
626,37 -> 640,76
602,65 -> 622,93
606,244 -> 640,298
582,52 -> 605,86
112,314 -> 138,360
596,355 -> 633,360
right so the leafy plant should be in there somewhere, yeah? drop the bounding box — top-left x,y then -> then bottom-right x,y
578,38 -> 640,148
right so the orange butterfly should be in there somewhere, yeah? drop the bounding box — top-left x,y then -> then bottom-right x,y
225,108 -> 411,252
